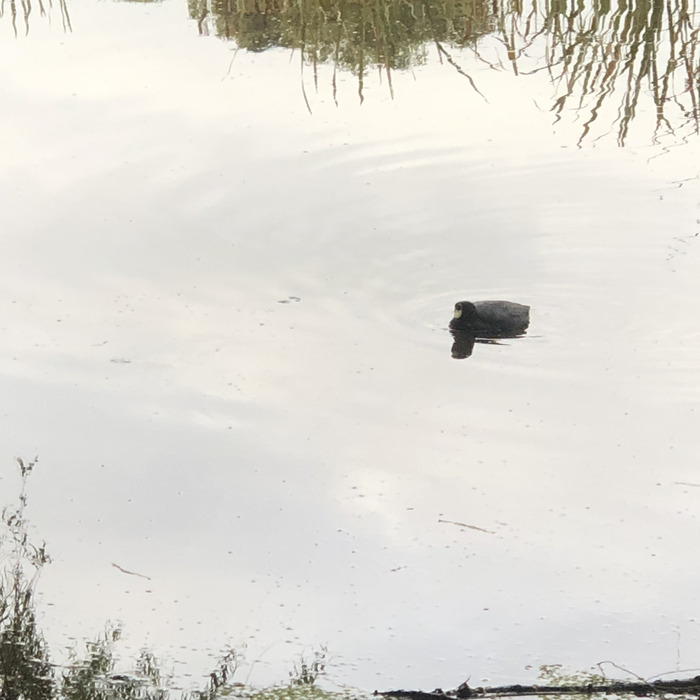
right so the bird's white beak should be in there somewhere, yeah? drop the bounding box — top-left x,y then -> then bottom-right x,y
453,307 -> 462,319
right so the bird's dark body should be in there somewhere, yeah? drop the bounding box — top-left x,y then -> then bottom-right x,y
449,300 -> 530,338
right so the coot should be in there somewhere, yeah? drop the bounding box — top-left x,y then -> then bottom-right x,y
449,300 -> 530,337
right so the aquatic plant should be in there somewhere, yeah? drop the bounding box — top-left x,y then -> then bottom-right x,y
289,647 -> 326,687
0,459 -> 348,700
189,647 -> 241,700
0,457 -> 54,700
61,624 -> 172,700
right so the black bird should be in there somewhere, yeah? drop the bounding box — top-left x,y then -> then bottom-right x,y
449,300 -> 530,338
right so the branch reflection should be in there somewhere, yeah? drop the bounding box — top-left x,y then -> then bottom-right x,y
188,0 -> 700,144
3,0 -> 698,143
1,0 -> 71,36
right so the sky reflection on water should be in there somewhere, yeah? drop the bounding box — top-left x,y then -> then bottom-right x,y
1,0 -> 700,693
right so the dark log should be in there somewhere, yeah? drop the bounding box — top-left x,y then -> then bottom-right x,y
376,675 -> 700,699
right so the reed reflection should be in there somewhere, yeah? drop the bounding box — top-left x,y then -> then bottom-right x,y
1,0 -> 71,36
189,0 -> 700,143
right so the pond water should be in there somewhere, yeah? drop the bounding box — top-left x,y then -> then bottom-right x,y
1,0 -> 700,694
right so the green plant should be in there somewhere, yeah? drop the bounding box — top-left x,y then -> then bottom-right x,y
0,457 -> 54,700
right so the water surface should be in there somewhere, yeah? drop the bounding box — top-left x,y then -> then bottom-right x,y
1,0 -> 700,692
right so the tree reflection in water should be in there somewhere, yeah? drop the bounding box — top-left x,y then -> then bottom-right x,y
187,0 -> 700,143
1,0 -> 71,37
3,0 -> 697,142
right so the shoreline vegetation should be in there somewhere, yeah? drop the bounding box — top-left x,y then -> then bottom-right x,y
4,462 -> 700,700
379,675 -> 700,700
0,458 -> 342,700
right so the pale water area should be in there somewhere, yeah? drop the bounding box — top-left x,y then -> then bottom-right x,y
1,0 -> 700,693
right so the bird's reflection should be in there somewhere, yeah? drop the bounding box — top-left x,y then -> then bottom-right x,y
448,299 -> 530,359
450,330 -> 476,359
449,330 -> 526,359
